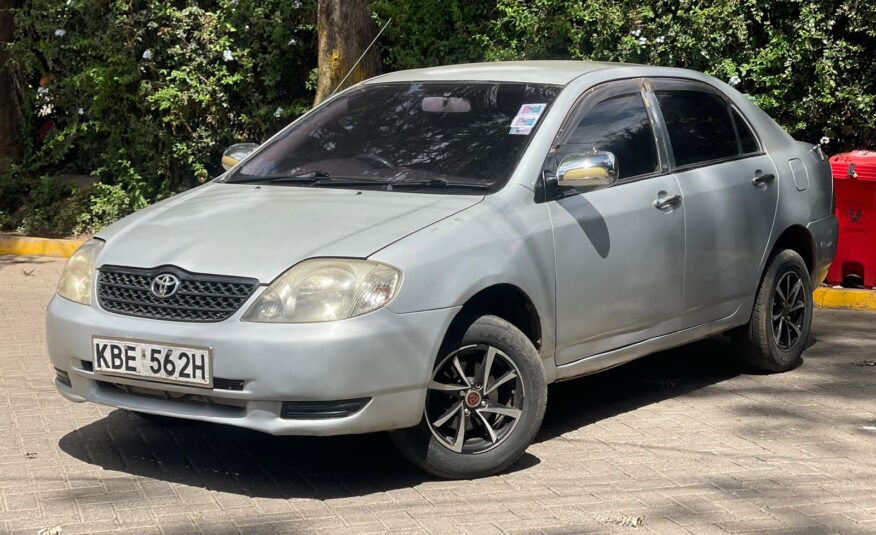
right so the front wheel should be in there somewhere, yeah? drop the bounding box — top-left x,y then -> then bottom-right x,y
391,315 -> 547,479
734,249 -> 813,372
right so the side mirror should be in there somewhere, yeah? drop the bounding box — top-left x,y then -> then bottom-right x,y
557,151 -> 618,188
221,142 -> 259,171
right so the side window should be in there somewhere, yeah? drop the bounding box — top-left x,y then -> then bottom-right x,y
559,91 -> 660,180
655,90 -> 739,167
732,108 -> 760,154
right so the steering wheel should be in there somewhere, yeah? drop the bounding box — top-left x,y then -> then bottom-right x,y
353,153 -> 396,169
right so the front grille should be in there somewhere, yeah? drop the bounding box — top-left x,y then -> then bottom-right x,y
97,265 -> 258,322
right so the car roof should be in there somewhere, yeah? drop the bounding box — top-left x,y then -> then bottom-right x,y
365,60 -> 642,86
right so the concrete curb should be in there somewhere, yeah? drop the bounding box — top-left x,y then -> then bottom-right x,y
0,234 -> 86,258
814,287 -> 876,312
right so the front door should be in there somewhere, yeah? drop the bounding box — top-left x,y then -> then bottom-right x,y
649,79 -> 779,327
547,80 -> 686,365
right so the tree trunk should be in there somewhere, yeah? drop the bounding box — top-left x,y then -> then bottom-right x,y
0,0 -> 19,170
314,0 -> 380,105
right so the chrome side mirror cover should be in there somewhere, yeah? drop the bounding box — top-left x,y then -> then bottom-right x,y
557,151 -> 618,188
221,142 -> 259,172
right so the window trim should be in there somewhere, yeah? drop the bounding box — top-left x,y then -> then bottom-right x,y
646,77 -> 766,174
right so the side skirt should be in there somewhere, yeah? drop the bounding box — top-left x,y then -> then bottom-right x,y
554,305 -> 746,382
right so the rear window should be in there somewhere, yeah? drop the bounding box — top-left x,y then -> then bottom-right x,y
655,90 -> 739,167
732,108 -> 760,154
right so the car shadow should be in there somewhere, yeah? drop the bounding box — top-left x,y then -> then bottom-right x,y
537,333 -> 747,443
58,333 -> 783,499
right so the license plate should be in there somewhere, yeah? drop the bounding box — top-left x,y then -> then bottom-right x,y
92,337 -> 212,388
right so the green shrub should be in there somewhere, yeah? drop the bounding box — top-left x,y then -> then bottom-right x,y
378,0 -> 876,150
3,0 -> 317,235
3,0 -> 875,236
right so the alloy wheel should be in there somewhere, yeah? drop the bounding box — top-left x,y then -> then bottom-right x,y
772,271 -> 806,351
425,344 -> 524,454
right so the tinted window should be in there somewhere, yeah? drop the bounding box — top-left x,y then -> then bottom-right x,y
231,82 -> 560,190
561,92 -> 659,180
655,90 -> 739,167
732,108 -> 760,154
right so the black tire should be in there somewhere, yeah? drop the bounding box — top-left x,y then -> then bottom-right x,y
391,315 -> 547,479
734,249 -> 813,372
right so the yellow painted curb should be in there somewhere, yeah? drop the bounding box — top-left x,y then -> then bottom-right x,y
0,235 -> 85,258
814,287 -> 876,311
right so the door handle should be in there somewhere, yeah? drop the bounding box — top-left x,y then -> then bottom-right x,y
752,173 -> 775,186
652,194 -> 682,210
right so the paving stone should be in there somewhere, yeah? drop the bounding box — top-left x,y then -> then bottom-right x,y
1,255 -> 875,534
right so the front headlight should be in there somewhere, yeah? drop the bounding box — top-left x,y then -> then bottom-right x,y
242,258 -> 402,323
57,238 -> 104,305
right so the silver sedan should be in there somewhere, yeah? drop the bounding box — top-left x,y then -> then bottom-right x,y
47,61 -> 837,479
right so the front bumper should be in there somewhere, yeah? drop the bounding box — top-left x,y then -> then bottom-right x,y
47,295 -> 459,436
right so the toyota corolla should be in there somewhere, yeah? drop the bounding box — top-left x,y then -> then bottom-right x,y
47,61 -> 837,479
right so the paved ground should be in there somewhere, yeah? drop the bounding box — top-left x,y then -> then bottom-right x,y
1,255 -> 875,535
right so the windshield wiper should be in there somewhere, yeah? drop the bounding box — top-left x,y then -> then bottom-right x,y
230,174 -> 490,191
389,178 -> 490,191
229,171 -> 331,184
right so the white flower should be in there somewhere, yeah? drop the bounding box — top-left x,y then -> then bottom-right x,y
78,108 -> 84,115
287,37 -> 297,46
142,49 -> 153,61
638,36 -> 648,45
728,75 -> 741,87
632,28 -> 641,37
54,29 -> 66,37
655,35 -> 665,44
820,136 -> 830,145
37,86 -> 48,95
223,49 -> 234,62
273,106 -> 283,118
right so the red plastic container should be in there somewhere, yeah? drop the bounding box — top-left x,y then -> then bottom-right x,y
827,150 -> 876,287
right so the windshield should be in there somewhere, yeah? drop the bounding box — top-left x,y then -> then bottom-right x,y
228,82 -> 561,192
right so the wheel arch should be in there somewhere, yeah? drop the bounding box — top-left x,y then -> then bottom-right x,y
767,225 -> 815,276
445,284 -> 543,352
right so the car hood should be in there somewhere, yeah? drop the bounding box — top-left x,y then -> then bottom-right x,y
96,182 -> 483,282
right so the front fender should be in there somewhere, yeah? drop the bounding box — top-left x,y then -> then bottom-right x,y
370,185 -> 558,366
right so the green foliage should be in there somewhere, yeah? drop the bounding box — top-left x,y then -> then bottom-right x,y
2,0 -> 316,235
380,0 -> 876,149
3,0 -> 875,236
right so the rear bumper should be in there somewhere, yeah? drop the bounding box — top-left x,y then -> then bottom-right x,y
807,214 -> 839,286
47,294 -> 459,436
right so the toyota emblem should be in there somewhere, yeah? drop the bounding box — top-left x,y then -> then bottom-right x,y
150,273 -> 180,298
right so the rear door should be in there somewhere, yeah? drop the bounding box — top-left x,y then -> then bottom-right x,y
547,79 -> 686,364
648,79 -> 779,327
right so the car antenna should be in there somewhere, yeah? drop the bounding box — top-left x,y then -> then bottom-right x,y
330,17 -> 392,96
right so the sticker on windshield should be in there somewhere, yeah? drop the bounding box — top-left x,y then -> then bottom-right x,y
509,103 -> 547,135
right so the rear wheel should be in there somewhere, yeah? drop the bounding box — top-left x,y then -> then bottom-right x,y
734,249 -> 813,372
391,315 -> 547,479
